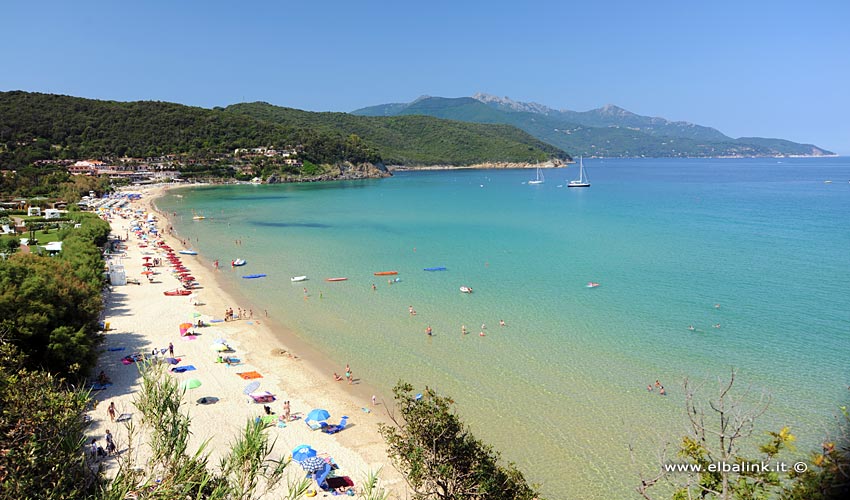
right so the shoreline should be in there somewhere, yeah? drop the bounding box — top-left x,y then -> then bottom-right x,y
91,183 -> 407,496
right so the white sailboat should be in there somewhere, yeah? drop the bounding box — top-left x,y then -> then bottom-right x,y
568,157 -> 590,188
528,165 -> 544,184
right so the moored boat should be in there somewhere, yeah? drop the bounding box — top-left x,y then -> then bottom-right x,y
231,258 -> 246,266
242,274 -> 267,279
423,267 -> 447,271
179,250 -> 198,255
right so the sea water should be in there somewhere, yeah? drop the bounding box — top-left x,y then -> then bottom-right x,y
156,157 -> 850,499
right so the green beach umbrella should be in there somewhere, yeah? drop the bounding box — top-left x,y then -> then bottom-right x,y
181,379 -> 202,390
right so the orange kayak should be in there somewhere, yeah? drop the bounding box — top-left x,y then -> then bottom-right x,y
373,271 -> 398,276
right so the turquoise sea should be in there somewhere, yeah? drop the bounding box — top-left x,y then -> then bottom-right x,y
156,157 -> 850,499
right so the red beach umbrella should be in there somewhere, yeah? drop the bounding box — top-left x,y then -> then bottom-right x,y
142,262 -> 154,267
141,270 -> 155,276
142,256 -> 152,261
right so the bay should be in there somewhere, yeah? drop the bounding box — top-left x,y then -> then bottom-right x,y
156,157 -> 850,499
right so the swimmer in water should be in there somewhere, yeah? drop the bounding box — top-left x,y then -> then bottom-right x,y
479,331 -> 486,337
426,325 -> 432,336
461,324 -> 468,335
688,325 -> 695,331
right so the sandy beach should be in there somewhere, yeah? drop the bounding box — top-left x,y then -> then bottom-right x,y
86,184 -> 407,497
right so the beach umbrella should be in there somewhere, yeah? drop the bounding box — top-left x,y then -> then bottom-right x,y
181,379 -> 202,390
292,445 -> 317,462
142,262 -> 153,267
306,409 -> 330,422
142,256 -> 152,261
141,270 -> 154,276
179,323 -> 193,335
164,357 -> 180,365
299,456 -> 326,473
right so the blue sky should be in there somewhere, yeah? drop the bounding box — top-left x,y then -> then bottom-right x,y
3,0 -> 848,153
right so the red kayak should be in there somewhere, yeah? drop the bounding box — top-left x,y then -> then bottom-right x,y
164,289 -> 192,296
373,271 -> 398,276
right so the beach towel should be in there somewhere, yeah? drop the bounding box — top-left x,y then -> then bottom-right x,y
326,476 -> 354,489
107,347 -> 126,352
171,365 -> 196,373
209,319 -> 224,323
116,413 -> 132,422
237,371 -> 262,379
182,335 -> 198,341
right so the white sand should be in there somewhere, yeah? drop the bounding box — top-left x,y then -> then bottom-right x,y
86,184 -> 407,497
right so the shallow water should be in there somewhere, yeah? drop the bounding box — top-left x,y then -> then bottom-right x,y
157,157 -> 850,499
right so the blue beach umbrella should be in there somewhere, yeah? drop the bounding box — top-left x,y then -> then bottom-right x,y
292,445 -> 317,462
300,455 -> 326,473
306,409 -> 330,422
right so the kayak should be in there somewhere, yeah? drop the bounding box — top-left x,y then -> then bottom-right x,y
291,276 -> 308,282
424,267 -> 447,271
374,271 -> 398,276
325,277 -> 348,282
179,250 -> 198,255
242,274 -> 267,279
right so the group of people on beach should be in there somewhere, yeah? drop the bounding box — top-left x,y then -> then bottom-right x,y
223,307 -> 253,321
333,363 -> 354,385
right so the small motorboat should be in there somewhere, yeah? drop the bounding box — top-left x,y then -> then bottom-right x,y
325,277 -> 348,282
164,289 -> 192,296
460,286 -> 473,293
231,259 -> 246,267
291,276 -> 308,282
179,250 -> 198,255
374,271 -> 398,276
423,267 -> 447,271
586,282 -> 600,288
242,274 -> 267,279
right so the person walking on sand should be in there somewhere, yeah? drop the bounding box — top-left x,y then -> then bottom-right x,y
105,429 -> 115,455
283,400 -> 291,421
107,401 -> 116,422
168,342 -> 174,357
345,364 -> 351,384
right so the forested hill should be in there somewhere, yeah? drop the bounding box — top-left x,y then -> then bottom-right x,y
354,95 -> 834,158
0,91 -> 380,168
224,102 -> 569,165
0,91 -> 568,169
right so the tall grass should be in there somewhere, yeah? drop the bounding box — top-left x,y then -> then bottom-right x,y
99,361 -> 293,499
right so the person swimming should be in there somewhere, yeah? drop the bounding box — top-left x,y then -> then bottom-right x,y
688,325 -> 696,331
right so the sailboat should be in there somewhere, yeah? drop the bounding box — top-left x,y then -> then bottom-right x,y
568,157 -> 590,188
528,165 -> 544,184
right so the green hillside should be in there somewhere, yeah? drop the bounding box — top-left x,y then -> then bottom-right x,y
0,91 -> 380,167
224,102 -> 568,165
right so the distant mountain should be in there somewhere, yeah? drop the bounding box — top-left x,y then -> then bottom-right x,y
353,94 -> 833,158
224,102 -> 568,166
